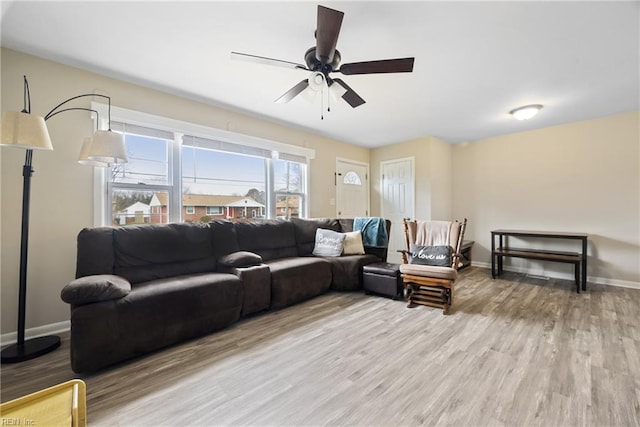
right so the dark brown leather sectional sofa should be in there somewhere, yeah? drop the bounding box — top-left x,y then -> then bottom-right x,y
61,217 -> 389,373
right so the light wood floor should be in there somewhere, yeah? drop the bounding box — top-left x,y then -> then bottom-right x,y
2,267 -> 639,426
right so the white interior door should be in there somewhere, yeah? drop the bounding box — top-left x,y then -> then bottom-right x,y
336,159 -> 369,218
381,157 -> 415,263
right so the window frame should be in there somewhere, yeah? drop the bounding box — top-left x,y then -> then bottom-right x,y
91,102 -> 315,226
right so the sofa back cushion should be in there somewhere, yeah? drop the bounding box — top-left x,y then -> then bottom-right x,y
76,227 -> 116,278
112,223 -> 216,284
292,218 -> 341,255
234,220 -> 297,261
209,220 -> 241,257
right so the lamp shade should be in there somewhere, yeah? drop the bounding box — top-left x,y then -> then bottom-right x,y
1,111 -> 53,150
88,130 -> 127,164
78,137 -> 109,167
308,72 -> 326,92
328,81 -> 347,101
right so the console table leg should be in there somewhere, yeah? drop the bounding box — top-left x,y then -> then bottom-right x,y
581,239 -> 588,291
491,257 -> 496,279
491,233 -> 496,278
574,263 -> 580,293
498,235 -> 504,274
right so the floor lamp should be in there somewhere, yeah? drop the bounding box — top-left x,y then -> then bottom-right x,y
0,76 -> 128,363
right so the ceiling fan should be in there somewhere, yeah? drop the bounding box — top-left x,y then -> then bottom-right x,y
231,5 -> 415,112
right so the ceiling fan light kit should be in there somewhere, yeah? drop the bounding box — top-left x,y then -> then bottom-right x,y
510,104 -> 543,120
232,4 -> 415,117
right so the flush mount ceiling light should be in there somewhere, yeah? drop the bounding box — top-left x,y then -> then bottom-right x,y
510,104 -> 543,120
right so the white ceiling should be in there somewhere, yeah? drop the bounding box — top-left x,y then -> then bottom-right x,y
1,1 -> 638,147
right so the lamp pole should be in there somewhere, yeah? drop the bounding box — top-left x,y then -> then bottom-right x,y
1,77 -> 122,363
0,147 -> 63,362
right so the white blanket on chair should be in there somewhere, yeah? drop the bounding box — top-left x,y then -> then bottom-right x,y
416,220 -> 451,246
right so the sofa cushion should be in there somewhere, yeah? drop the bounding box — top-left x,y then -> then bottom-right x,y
112,223 -> 216,284
209,220 -> 241,257
234,220 -> 298,261
312,228 -> 346,257
399,263 -> 458,280
323,254 -> 380,291
76,227 -> 115,278
292,217 -> 341,255
61,274 -> 131,305
218,251 -> 262,268
265,257 -> 332,309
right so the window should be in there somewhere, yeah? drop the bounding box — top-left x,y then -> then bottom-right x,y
274,158 -> 306,219
182,137 -> 267,222
343,171 -> 362,185
108,123 -> 174,226
95,103 -> 314,226
206,206 -> 223,215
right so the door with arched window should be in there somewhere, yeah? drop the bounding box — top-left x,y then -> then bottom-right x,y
336,159 -> 369,218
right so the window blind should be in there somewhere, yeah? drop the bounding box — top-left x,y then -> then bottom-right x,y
183,135 -> 272,160
111,122 -> 175,141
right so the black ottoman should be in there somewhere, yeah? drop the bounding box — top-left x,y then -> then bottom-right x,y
363,262 -> 402,299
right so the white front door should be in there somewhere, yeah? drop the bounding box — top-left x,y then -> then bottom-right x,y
381,157 -> 415,263
336,159 -> 369,218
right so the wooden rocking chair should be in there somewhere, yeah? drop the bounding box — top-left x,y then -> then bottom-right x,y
399,218 -> 467,314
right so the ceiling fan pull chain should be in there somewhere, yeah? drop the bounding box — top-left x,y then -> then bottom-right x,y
321,86 -> 324,120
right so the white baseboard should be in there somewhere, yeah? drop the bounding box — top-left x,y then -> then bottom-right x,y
1,320 -> 70,347
471,261 -> 640,290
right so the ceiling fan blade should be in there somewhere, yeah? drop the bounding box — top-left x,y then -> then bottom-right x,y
231,52 -> 308,71
339,57 -> 415,75
331,78 -> 365,108
316,5 -> 344,64
275,80 -> 310,103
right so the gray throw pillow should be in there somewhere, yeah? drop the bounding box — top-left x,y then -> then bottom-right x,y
409,244 -> 452,267
61,274 -> 131,305
312,228 -> 346,257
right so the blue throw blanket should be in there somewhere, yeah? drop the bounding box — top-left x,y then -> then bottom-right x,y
354,217 -> 388,248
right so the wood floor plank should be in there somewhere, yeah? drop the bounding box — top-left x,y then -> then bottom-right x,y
1,267 -> 639,426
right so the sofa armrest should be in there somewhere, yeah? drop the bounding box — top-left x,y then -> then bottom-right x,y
218,264 -> 271,316
218,251 -> 262,269
61,274 -> 131,306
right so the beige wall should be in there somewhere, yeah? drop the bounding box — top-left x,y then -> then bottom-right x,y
370,136 -> 453,220
1,48 -> 368,335
369,136 -> 453,261
428,137 -> 453,221
452,111 -> 640,285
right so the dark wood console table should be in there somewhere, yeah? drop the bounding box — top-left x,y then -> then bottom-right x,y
491,229 -> 588,293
